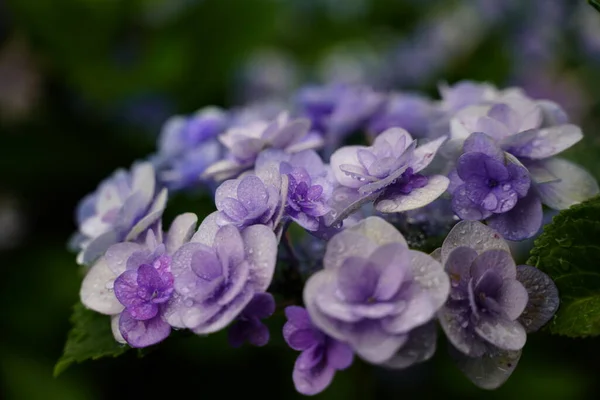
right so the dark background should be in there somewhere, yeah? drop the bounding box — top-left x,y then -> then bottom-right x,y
1,1 -> 600,398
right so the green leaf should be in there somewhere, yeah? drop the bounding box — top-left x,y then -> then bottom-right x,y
590,0 -> 600,13
54,303 -> 129,377
527,195 -> 600,337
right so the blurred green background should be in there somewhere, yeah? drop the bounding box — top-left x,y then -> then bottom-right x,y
1,0 -> 600,398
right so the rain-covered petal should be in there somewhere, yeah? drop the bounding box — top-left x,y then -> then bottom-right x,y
449,343 -> 521,390
501,125 -> 582,160
411,136 -> 447,172
80,257 -> 124,315
190,211 -> 220,246
330,146 -> 366,189
497,280 -> 528,321
463,132 -> 504,162
438,306 -> 487,357
441,221 -> 510,264
487,191 -> 543,241
445,246 -> 478,286
470,250 -> 516,282
375,175 -> 449,213
165,213 -> 198,254
119,310 -> 171,348
382,322 -> 437,369
408,250 -> 450,308
452,184 -> 492,221
242,224 -> 278,291
533,158 -> 599,210
324,186 -> 382,228
516,265 -> 559,333
350,322 -> 408,364
474,316 -> 526,351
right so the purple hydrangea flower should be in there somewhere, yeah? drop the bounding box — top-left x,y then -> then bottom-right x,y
447,133 -> 541,240
448,88 -> 598,210
213,163 -> 288,231
436,221 -> 559,389
283,306 -> 354,396
303,217 -> 449,365
368,92 -> 441,139
327,128 -> 449,226
80,213 -> 199,347
228,292 -> 275,347
163,217 -> 278,334
203,112 -> 322,182
73,161 -> 168,266
256,149 -> 335,231
296,83 -> 385,149
154,107 -> 227,190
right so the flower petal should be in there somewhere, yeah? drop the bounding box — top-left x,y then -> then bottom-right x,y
411,136 -> 447,172
441,220 -> 510,264
408,250 -> 450,309
324,186 -> 382,228
242,224 -> 278,291
534,158 -> 599,210
463,132 -> 504,161
125,188 -> 168,241
330,146 -> 367,189
497,280 -> 528,321
190,211 -> 219,246
119,311 -> 171,348
474,316 -> 526,351
449,344 -> 522,390
486,191 -> 543,241
327,340 -> 354,370
382,322 -> 437,369
470,249 -> 516,282
516,265 -> 559,333
351,321 -> 408,364
165,213 -> 198,255
80,257 -> 124,315
501,124 -> 582,159
438,305 -> 487,357
375,175 -> 449,213
292,356 -> 335,396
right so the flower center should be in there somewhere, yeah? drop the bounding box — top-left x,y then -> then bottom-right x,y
486,178 -> 499,188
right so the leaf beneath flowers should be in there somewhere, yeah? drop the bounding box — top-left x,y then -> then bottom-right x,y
527,195 -> 600,337
54,302 -> 129,376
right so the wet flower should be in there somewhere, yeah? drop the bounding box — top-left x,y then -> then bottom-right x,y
256,149 -> 335,231
203,112 -> 321,181
213,163 -> 288,231
327,128 -> 448,226
447,133 -> 540,240
73,162 -> 167,266
436,220 -> 559,389
80,213 -> 199,347
303,217 -> 449,364
283,306 -> 354,396
154,107 -> 227,191
163,217 -> 278,335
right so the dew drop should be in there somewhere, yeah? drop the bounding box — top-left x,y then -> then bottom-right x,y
105,281 -> 114,290
185,299 -> 194,307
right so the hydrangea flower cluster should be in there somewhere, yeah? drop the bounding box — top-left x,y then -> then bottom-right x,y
72,79 -> 596,395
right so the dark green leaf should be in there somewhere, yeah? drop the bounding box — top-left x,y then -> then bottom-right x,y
527,196 -> 600,337
590,0 -> 600,13
54,303 -> 129,377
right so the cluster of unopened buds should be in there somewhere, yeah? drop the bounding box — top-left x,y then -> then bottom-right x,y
72,80 -> 597,394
